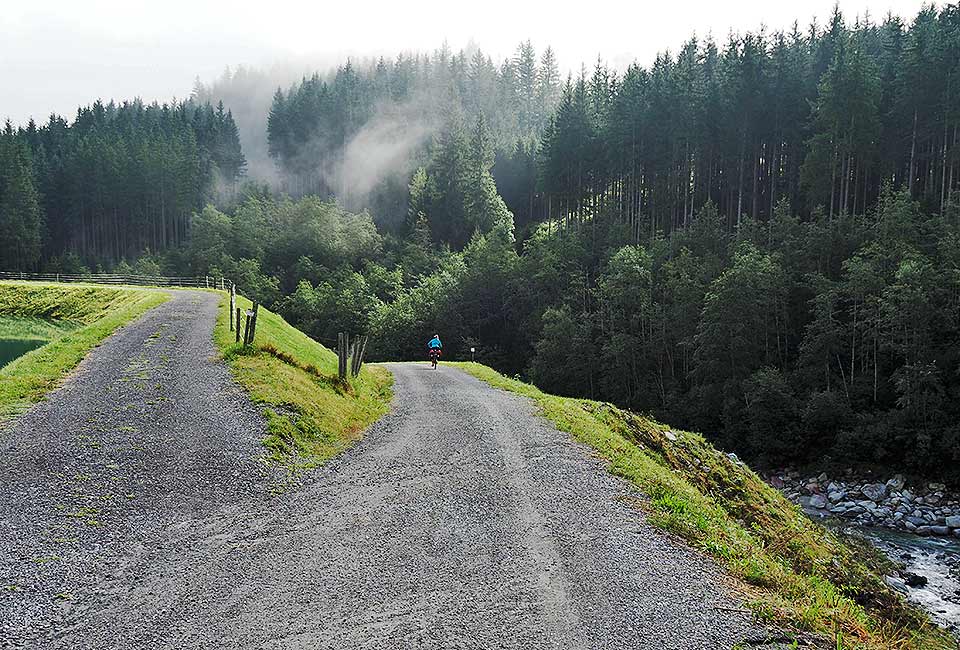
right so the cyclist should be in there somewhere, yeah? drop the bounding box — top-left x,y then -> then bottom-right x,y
427,334 -> 442,369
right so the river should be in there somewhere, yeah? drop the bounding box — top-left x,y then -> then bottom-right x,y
843,524 -> 960,632
0,337 -> 47,368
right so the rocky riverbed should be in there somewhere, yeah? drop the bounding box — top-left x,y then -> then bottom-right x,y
767,469 -> 960,537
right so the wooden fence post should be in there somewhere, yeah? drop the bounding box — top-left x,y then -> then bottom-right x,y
337,333 -> 343,379
338,332 -> 349,380
349,338 -> 357,377
350,336 -> 358,376
248,302 -> 259,344
229,289 -> 235,331
236,307 -> 241,343
362,335 -> 370,373
350,335 -> 369,377
349,337 -> 357,377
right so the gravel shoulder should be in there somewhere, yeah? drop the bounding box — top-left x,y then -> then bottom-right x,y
1,303 -> 789,648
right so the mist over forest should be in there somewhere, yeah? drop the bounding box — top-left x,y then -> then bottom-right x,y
3,4 -> 960,483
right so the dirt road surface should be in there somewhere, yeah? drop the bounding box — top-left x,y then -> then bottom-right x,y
0,294 -> 787,649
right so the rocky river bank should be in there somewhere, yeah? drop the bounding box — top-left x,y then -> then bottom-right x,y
766,468 -> 960,630
767,469 -> 960,536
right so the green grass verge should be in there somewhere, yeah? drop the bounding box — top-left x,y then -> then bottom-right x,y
0,282 -> 168,419
213,293 -> 392,471
0,316 -> 79,340
453,362 -> 953,650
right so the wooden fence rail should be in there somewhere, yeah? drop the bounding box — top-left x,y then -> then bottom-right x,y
2,270 -> 372,360
0,271 -> 231,289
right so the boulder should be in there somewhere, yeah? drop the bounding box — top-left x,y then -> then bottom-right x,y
828,491 -> 845,503
906,516 -> 927,527
769,476 -> 785,489
904,572 -> 928,588
862,483 -> 887,502
931,526 -> 950,536
886,474 -> 906,492
817,472 -> 829,483
809,495 -> 828,509
945,515 -> 960,528
885,575 -> 908,593
916,526 -> 932,536
804,482 -> 821,495
901,489 -> 914,502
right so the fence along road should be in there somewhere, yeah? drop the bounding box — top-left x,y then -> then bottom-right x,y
0,271 -> 232,289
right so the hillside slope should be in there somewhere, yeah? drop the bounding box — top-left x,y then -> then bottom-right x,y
213,293 -> 392,470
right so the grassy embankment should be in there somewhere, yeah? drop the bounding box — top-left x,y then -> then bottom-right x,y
0,282 -> 167,420
213,293 -> 392,470
454,362 -> 953,650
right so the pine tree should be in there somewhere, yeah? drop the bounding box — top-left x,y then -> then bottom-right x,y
464,115 -> 513,236
537,47 -> 562,129
516,41 -> 538,137
0,127 -> 44,270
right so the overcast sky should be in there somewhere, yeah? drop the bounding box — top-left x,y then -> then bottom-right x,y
1,0 -> 934,126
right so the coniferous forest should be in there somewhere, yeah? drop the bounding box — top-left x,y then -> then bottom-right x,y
4,5 -> 960,481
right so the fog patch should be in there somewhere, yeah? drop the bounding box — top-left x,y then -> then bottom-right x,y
329,99 -> 439,208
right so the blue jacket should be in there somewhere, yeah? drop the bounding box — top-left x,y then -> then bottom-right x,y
428,337 -> 442,349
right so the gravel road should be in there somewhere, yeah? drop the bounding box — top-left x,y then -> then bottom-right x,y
0,295 -> 791,649
0,291 -> 273,648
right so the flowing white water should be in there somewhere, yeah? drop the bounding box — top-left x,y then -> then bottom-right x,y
846,525 -> 960,632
